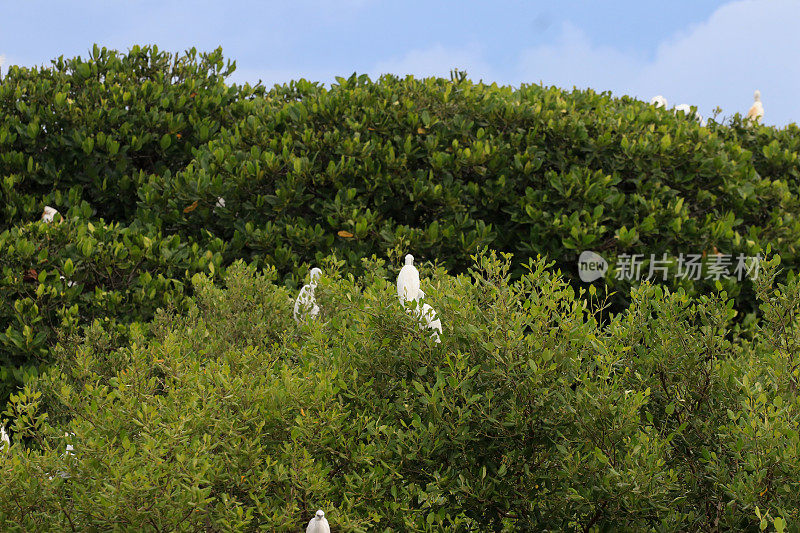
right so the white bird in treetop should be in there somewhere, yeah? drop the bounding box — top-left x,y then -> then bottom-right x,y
41,206 -> 59,223
215,197 -> 226,208
0,425 -> 9,453
306,510 -> 330,533
650,95 -> 668,108
746,90 -> 764,125
673,104 -> 705,126
415,290 -> 442,343
397,254 -> 421,304
294,268 -> 322,323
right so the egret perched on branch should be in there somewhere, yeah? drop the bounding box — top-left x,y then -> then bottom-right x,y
674,104 -> 705,126
416,290 -> 442,343
47,432 -> 75,480
746,90 -> 764,125
65,433 -> 75,457
41,206 -> 59,223
294,268 -> 322,323
306,510 -> 330,533
650,95 -> 668,108
397,254 -> 420,304
0,425 -> 9,453
215,197 -> 226,208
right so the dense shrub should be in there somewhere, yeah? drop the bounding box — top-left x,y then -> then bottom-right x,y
2,51 -> 800,527
138,73 -> 799,315
0,213 -> 224,399
0,44 -> 263,226
3,48 -> 800,378
0,253 -> 799,531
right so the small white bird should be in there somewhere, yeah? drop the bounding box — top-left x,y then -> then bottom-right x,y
746,90 -> 764,125
64,432 -> 75,456
47,433 -> 75,480
294,268 -> 322,323
0,425 -> 9,453
415,290 -> 442,343
650,95 -> 668,108
673,104 -> 704,126
306,510 -> 330,533
396,254 -> 421,304
215,197 -> 226,208
41,206 -> 59,223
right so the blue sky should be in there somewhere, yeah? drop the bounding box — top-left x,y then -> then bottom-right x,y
1,0 -> 798,126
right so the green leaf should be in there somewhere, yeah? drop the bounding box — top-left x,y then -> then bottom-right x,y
160,134 -> 172,150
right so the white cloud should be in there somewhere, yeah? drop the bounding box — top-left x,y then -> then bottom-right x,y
370,43 -> 494,82
518,22 -> 642,91
360,1 -> 800,125
516,0 -> 800,126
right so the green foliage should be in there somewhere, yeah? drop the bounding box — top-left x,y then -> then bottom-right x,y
0,44 -> 262,225
0,253 -> 798,530
0,44 -> 258,395
2,46 -> 800,385
0,214 -> 224,399
2,48 -> 800,528
136,72 -> 797,317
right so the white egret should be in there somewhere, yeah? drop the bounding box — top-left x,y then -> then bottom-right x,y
0,425 -> 9,453
650,95 -> 668,108
47,432 -> 75,480
215,197 -> 226,208
396,254 -> 420,304
294,268 -> 322,323
415,290 -> 442,343
41,206 -> 59,223
673,104 -> 704,126
746,90 -> 764,125
306,510 -> 330,533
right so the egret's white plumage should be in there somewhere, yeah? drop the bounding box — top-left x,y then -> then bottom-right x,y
41,206 -> 59,223
215,197 -> 226,208
48,432 -> 75,480
415,290 -> 442,343
397,254 -> 420,304
306,510 -> 331,533
64,432 -> 75,456
0,425 -> 9,453
746,90 -> 764,125
673,104 -> 704,126
294,268 -> 322,323
650,95 -> 668,108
